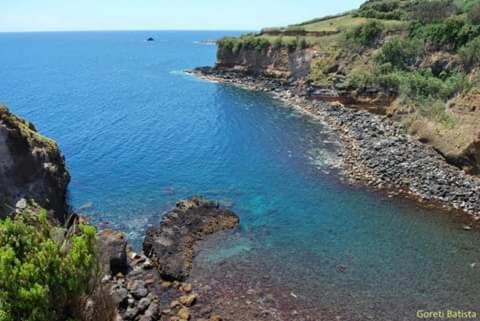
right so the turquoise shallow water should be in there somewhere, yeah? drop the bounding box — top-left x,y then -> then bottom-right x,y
0,31 -> 479,320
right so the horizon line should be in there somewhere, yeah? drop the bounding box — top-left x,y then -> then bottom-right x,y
0,28 -> 257,34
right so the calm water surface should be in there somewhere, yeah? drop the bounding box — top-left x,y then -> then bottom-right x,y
0,31 -> 478,320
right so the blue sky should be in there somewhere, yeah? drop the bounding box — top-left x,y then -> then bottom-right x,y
0,0 -> 365,32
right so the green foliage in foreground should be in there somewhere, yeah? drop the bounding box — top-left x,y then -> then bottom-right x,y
0,209 -> 97,321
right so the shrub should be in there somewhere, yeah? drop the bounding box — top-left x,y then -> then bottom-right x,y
413,0 -> 457,23
456,0 -> 480,13
357,0 -> 411,20
346,65 -> 377,88
359,8 -> 406,20
0,209 -> 97,321
375,37 -> 423,70
459,37 -> 480,69
297,37 -> 308,49
283,37 -> 298,51
377,69 -> 468,100
347,20 -> 384,47
409,17 -> 480,50
272,37 -> 283,49
418,98 -> 457,127
468,3 -> 480,24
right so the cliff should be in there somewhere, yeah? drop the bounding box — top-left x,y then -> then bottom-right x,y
216,45 -> 313,79
0,106 -> 70,220
212,0 -> 480,175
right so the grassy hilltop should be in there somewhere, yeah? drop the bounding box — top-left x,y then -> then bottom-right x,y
218,0 -> 480,172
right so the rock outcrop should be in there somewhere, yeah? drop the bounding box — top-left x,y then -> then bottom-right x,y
98,198 -> 238,321
0,106 -> 70,220
143,197 -> 240,281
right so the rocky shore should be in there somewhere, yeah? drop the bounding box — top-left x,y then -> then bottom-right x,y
97,197 -> 240,321
190,67 -> 480,224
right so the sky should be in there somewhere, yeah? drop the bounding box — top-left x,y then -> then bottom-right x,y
0,0 -> 365,32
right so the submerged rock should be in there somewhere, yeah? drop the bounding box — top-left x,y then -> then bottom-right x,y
143,197 -> 240,281
0,106 -> 70,221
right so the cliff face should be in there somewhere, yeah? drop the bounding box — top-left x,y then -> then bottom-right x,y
0,106 -> 70,220
216,45 -> 313,79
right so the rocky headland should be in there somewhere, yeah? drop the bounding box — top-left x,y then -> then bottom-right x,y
190,67 -> 480,225
0,105 -> 239,321
0,106 -> 70,221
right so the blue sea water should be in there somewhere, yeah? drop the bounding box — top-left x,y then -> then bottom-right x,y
0,31 -> 479,320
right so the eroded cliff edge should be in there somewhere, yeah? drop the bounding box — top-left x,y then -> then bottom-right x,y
0,105 -> 70,220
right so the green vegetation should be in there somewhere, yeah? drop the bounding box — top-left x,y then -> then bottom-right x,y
375,37 -> 423,70
0,107 -> 58,154
346,20 -> 384,47
355,0 -> 419,20
218,34 -> 309,53
459,36 -> 480,68
413,0 -> 457,23
0,208 -> 97,321
377,69 -> 468,100
409,16 -> 480,50
218,0 -> 480,127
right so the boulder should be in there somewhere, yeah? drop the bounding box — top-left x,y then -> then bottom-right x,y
98,229 -> 128,275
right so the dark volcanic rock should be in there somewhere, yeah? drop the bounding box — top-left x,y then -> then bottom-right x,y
98,229 -> 128,275
143,197 -> 240,281
0,106 -> 70,221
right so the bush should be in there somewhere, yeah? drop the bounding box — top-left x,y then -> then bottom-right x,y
468,3 -> 480,24
417,98 -> 457,127
459,37 -> 480,69
359,8 -> 406,20
347,20 -> 384,47
413,0 -> 457,23
377,69 -> 468,100
409,17 -> 480,50
375,37 -> 423,70
297,37 -> 308,49
346,65 -> 377,88
357,0 -> 411,20
283,37 -> 298,51
272,37 -> 283,49
0,209 -> 97,321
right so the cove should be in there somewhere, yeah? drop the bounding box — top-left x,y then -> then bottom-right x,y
0,31 -> 479,320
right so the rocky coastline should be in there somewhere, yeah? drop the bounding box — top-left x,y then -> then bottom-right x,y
98,197 -> 240,321
0,105 -> 240,321
190,67 -> 480,225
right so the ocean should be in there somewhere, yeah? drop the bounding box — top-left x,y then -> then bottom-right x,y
0,31 -> 479,320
